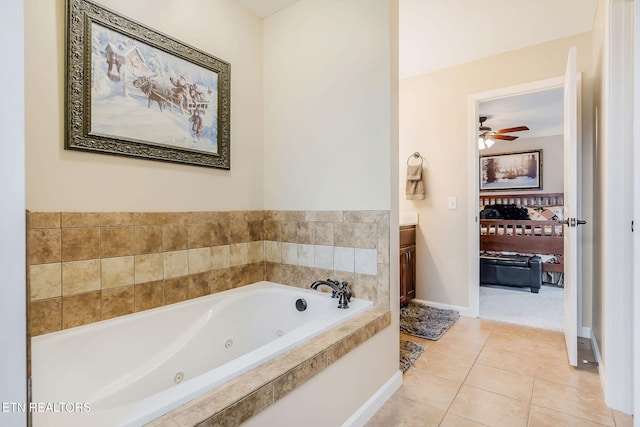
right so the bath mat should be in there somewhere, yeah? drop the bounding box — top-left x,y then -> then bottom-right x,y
399,340 -> 424,373
400,300 -> 459,340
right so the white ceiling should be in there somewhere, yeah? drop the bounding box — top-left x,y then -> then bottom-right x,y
235,0 -> 299,17
479,87 -> 564,139
400,0 -> 598,79
237,0 -> 595,138
237,0 -> 598,78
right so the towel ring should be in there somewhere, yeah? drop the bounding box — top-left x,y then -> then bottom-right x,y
407,152 -> 424,166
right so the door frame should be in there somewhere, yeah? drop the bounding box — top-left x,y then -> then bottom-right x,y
601,0 -> 634,413
467,76 -> 583,335
634,0 -> 640,419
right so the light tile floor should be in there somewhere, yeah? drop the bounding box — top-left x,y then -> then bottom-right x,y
366,317 -> 634,427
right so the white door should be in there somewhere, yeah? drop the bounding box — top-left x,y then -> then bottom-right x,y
563,47 -> 579,367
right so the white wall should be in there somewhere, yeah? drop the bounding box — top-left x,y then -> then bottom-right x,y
399,33 -> 593,310
479,135 -> 564,196
255,0 -> 399,424
262,0 -> 392,211
243,327 -> 398,427
0,1 -> 27,426
25,0 -> 264,212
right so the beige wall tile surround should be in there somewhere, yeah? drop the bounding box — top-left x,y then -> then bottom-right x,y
264,241 -> 281,263
101,256 -> 134,289
229,243 -> 249,267
314,222 -> 334,246
135,225 -> 164,254
164,277 -> 189,305
188,223 -> 212,249
27,212 -> 61,229
101,286 -> 135,320
30,298 -> 62,336
61,227 -> 101,261
101,226 -> 134,258
135,253 -> 164,284
210,245 -> 231,270
135,281 -> 164,312
164,250 -> 189,279
27,210 -> 390,336
188,272 -> 211,299
62,291 -> 101,329
62,259 -> 101,295
28,228 -> 61,265
29,263 -> 61,300
164,225 -> 189,252
188,248 -> 211,274
247,241 -> 264,263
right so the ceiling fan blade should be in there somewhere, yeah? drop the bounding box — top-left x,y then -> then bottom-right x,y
496,126 -> 529,134
492,134 -> 518,141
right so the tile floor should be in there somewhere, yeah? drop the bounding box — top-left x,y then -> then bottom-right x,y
366,317 -> 634,427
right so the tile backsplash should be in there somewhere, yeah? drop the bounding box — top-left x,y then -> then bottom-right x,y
27,210 -> 390,336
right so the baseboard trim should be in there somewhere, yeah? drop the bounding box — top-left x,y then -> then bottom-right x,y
411,298 -> 475,317
590,328 -> 607,400
579,326 -> 591,339
342,370 -> 402,427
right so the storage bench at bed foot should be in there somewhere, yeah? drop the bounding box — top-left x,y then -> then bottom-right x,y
479,255 -> 542,293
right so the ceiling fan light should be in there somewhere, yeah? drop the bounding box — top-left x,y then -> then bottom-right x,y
478,138 -> 486,150
485,138 -> 495,148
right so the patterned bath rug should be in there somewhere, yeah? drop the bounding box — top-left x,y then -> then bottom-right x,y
399,339 -> 424,373
400,300 -> 460,341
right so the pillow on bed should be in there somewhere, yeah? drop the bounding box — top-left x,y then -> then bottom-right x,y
480,204 -> 529,220
527,208 -> 547,221
545,206 -> 564,220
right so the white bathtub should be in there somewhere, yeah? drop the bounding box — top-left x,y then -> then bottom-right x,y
31,281 -> 373,427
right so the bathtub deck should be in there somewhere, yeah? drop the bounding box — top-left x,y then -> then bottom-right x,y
145,308 -> 391,426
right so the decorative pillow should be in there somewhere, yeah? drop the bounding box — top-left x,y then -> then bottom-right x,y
545,206 -> 564,220
527,208 -> 547,221
539,209 -> 558,220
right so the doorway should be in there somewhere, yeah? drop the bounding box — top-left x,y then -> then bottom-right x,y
467,73 -> 582,348
476,88 -> 565,330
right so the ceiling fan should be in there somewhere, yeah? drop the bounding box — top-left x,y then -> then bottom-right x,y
478,116 -> 529,149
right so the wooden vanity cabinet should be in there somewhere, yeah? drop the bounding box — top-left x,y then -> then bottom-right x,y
400,225 -> 416,305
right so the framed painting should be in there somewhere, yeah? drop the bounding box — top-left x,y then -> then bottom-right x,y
65,0 -> 230,169
480,149 -> 542,191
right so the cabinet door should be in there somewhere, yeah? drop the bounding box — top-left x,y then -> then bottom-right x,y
400,246 -> 410,305
406,245 -> 416,300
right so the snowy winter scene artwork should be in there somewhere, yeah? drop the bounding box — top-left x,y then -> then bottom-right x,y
65,0 -> 230,169
480,150 -> 542,191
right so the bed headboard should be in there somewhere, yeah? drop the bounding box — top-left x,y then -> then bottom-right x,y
479,192 -> 564,208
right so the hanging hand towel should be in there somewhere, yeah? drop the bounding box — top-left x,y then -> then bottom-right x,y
406,165 -> 425,200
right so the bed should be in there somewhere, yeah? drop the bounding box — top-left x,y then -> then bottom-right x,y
479,192 -> 565,280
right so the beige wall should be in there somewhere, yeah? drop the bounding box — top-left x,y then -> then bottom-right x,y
399,33 -> 594,320
262,0 -> 392,211
25,0 -> 264,212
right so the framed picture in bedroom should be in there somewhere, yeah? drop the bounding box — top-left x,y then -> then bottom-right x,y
480,149 -> 542,191
65,0 -> 231,169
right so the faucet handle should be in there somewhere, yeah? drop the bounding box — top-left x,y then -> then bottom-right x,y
341,281 -> 352,301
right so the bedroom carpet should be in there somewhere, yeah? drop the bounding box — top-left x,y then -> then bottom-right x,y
399,340 -> 424,373
400,301 -> 460,340
480,284 -> 564,331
